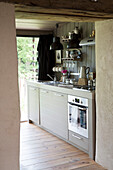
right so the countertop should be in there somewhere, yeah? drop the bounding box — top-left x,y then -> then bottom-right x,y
27,80 -> 95,100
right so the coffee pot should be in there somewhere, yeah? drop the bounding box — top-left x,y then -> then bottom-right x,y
79,66 -> 90,78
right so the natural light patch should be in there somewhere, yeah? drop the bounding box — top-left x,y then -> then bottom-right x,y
17,37 -> 39,121
17,37 -> 39,80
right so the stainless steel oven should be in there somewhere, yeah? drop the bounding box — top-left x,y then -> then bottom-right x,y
68,95 -> 88,138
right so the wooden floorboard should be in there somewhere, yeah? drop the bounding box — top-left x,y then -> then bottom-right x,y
20,122 -> 105,170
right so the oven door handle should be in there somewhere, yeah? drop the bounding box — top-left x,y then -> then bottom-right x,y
68,102 -> 88,109
68,102 -> 79,107
78,107 -> 87,111
68,102 -> 75,106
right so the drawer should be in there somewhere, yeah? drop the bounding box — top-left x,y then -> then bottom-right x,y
69,131 -> 88,152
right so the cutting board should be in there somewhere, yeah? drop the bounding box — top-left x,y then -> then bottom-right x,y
78,78 -> 88,85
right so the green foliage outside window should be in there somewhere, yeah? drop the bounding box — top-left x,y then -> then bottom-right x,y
17,37 -> 39,79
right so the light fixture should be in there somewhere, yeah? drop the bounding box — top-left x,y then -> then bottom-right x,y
50,37 -> 63,50
50,24 -> 63,50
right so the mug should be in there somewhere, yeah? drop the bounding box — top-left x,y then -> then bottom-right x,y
59,66 -> 63,72
52,67 -> 56,72
56,67 -> 59,72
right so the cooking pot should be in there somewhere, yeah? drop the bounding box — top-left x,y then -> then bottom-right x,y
79,66 -> 90,78
67,32 -> 79,49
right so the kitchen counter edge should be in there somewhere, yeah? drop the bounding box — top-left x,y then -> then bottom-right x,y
27,80 -> 95,99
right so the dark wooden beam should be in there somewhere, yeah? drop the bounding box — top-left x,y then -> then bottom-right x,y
1,0 -> 113,21
15,5 -> 113,22
1,0 -> 113,13
16,29 -> 53,37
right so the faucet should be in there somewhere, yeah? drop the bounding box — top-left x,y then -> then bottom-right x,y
47,74 -> 56,82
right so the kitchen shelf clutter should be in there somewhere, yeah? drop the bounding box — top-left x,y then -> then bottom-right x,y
61,27 -> 82,61
62,48 -> 82,61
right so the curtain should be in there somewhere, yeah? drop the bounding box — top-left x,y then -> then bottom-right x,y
37,34 -> 55,80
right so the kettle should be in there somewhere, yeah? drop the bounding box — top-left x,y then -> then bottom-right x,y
79,66 -> 90,78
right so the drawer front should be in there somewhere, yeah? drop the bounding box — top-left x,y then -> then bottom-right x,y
69,131 -> 88,152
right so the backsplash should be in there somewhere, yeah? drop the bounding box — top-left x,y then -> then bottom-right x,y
54,22 -> 95,80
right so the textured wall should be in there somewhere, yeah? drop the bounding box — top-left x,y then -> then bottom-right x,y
0,3 -> 20,170
96,20 -> 113,170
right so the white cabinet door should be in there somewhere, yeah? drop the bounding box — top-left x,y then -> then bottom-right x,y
28,86 -> 39,125
40,89 -> 51,127
40,89 -> 68,140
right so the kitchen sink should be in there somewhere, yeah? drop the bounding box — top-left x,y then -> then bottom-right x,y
44,81 -> 73,88
38,80 -> 73,88
43,81 -> 62,85
58,84 -> 73,88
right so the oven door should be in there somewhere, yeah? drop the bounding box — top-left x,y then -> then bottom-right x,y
68,102 -> 88,138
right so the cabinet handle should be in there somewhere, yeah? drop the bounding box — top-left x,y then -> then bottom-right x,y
72,134 -> 82,140
30,87 -> 37,91
41,90 -> 48,93
54,93 -> 63,97
33,88 -> 36,91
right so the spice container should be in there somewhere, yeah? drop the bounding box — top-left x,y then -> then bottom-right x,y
92,79 -> 96,87
88,80 -> 93,87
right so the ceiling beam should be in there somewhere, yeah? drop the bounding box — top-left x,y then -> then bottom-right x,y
16,29 -> 53,37
1,0 -> 113,21
15,5 -> 113,22
2,0 -> 113,13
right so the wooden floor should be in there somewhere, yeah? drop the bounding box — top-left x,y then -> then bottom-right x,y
20,122 -> 105,170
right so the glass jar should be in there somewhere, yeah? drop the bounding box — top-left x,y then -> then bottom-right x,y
62,73 -> 67,83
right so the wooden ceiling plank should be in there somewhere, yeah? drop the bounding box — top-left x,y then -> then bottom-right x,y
15,5 -> 113,19
15,11 -> 108,22
1,0 -> 113,21
1,0 -> 113,14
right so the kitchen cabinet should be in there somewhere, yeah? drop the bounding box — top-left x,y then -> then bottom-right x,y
40,89 -> 68,140
27,81 -> 95,159
27,85 -> 40,125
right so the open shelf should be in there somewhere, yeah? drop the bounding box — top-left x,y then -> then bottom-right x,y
65,48 -> 82,51
62,57 -> 82,61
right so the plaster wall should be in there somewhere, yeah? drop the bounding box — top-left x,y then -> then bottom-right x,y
96,20 -> 113,170
0,3 -> 20,170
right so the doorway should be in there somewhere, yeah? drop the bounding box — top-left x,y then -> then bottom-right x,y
16,37 -> 39,122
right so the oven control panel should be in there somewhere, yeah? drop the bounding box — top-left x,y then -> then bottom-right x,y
68,95 -> 88,107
